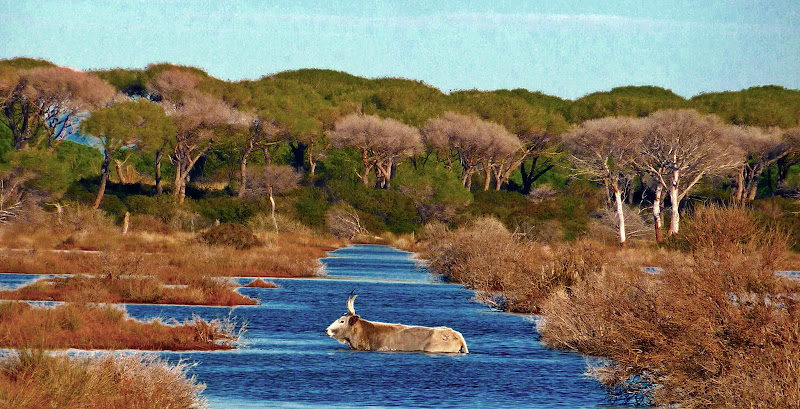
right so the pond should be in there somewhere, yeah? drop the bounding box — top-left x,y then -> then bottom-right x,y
2,245 -> 629,408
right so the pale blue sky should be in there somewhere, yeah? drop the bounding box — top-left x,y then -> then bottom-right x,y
1,0 -> 798,99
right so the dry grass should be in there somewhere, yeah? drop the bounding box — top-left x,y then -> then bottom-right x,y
538,206 -> 800,408
0,208 -> 341,307
420,218 -> 610,313
0,350 -> 206,409
0,302 -> 243,351
0,275 -> 256,306
243,278 -> 279,289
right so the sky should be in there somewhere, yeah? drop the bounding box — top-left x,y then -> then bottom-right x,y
1,0 -> 798,100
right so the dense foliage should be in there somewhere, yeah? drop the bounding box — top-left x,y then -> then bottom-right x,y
2,57 -> 800,243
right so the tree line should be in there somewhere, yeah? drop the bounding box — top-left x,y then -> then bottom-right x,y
2,57 -> 800,242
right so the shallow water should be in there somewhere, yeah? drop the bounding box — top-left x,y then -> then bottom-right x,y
0,245 -> 628,408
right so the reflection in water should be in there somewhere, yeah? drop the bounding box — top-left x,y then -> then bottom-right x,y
0,245 -> 627,408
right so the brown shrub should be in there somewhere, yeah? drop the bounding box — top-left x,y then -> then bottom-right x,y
244,278 -> 279,288
0,350 -> 205,409
0,302 -> 243,350
539,205 -> 800,408
200,223 -> 262,250
420,217 -> 609,313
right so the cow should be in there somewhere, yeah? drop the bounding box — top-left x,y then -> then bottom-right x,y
325,294 -> 469,354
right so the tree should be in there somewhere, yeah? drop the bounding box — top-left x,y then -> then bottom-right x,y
244,165 -> 301,232
730,126 -> 788,203
448,90 -> 568,192
81,99 -> 174,209
421,112 -> 518,190
235,113 -> 282,198
4,67 -> 117,150
330,114 -> 422,188
638,110 -> 742,237
0,166 -> 32,223
565,117 -> 644,248
148,70 -> 241,203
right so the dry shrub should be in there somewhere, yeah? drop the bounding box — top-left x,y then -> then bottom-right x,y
244,278 -> 279,288
420,217 -> 608,313
0,274 -> 256,306
200,223 -> 262,250
129,214 -> 173,234
248,213 -> 312,237
526,184 -> 558,203
539,205 -> 800,408
0,350 -> 205,409
326,204 -> 368,239
0,302 -> 243,351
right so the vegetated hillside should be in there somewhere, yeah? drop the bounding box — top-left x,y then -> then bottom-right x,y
691,85 -> 800,128
2,56 -> 800,247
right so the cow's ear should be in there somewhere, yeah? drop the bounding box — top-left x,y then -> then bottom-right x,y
348,315 -> 360,326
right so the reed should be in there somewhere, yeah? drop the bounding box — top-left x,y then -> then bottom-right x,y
0,350 -> 206,409
0,302 -> 243,350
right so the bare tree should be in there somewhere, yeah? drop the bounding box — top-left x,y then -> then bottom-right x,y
0,167 -> 32,223
730,126 -> 788,203
639,110 -> 742,237
326,204 -> 367,239
330,114 -> 422,188
565,117 -> 644,248
244,165 -> 301,232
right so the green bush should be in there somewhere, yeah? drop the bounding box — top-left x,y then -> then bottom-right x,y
123,195 -> 177,222
192,197 -> 260,224
200,223 -> 262,250
98,194 -> 127,221
291,186 -> 329,230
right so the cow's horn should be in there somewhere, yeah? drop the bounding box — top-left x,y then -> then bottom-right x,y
347,294 -> 358,315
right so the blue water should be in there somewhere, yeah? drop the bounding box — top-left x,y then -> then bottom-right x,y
0,245 -> 626,408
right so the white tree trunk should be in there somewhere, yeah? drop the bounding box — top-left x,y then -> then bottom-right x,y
653,184 -> 664,243
668,183 -> 680,236
614,187 -> 626,248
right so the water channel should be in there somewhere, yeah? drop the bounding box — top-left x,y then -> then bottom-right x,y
2,244 -> 630,408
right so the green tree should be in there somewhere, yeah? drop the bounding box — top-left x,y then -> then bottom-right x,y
81,99 -> 174,208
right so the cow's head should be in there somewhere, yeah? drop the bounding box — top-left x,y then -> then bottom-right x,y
326,294 -> 360,344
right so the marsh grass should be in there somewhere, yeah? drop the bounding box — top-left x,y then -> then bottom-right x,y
0,302 -> 243,350
538,206 -> 800,408
0,350 -> 206,409
0,274 -> 256,306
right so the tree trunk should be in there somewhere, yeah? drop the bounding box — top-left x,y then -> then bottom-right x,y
94,155 -> 110,210
734,166 -> 745,204
238,155 -> 248,198
155,149 -> 164,195
308,158 -> 317,175
269,186 -> 278,233
462,171 -> 471,189
361,150 -> 372,186
668,181 -> 680,236
122,212 -> 130,235
613,186 -> 626,249
653,184 -> 664,243
114,159 -> 127,184
483,166 -> 492,191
